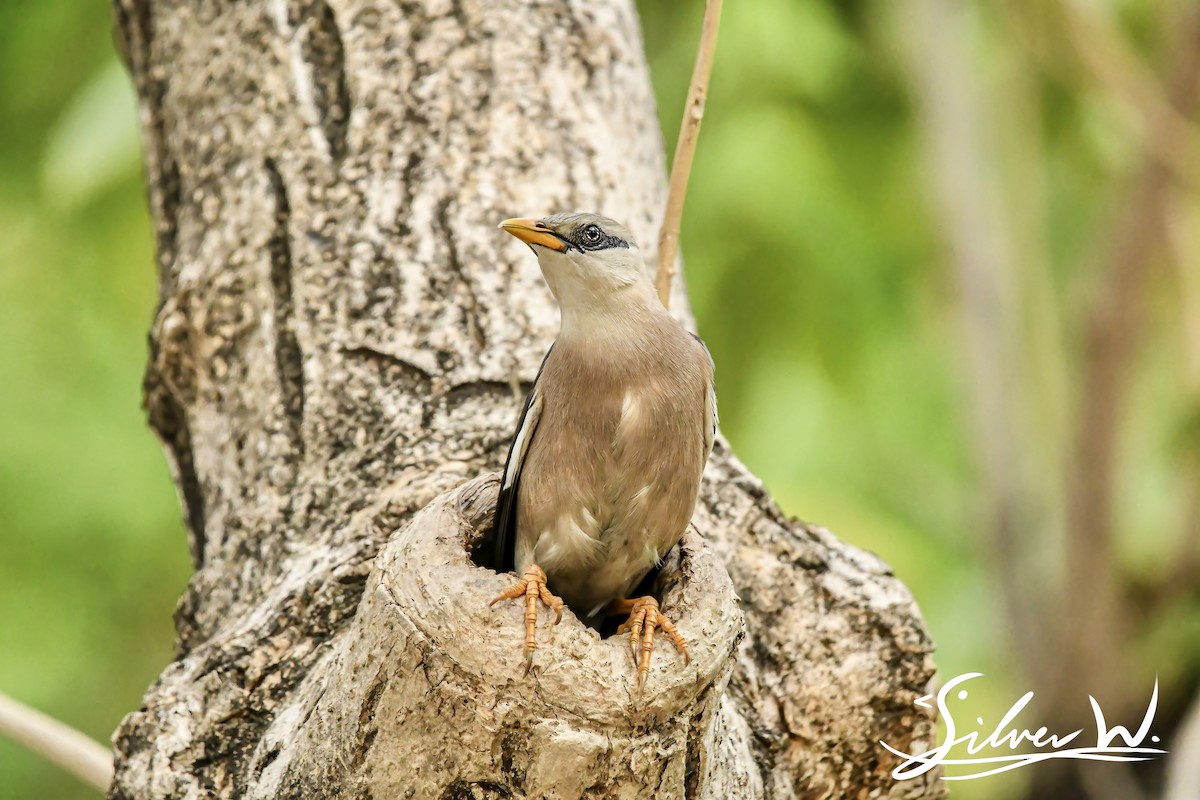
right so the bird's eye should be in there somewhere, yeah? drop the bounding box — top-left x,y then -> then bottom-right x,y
582,224 -> 603,245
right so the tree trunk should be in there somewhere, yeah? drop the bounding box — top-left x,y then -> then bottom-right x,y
110,1 -> 941,797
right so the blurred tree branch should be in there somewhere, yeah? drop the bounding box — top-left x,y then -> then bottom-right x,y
1062,2 -> 1200,716
903,0 -> 1055,690
1156,189 -> 1200,608
1004,0 -> 1200,188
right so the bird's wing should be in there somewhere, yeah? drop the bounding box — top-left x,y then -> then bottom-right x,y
692,333 -> 718,457
492,345 -> 552,572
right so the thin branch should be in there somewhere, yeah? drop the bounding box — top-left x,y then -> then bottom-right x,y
0,690 -> 113,792
656,0 -> 723,308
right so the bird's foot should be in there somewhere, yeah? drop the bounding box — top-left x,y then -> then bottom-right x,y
610,596 -> 689,692
489,563 -> 564,675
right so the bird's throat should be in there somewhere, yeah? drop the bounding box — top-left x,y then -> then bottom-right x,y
555,281 -> 662,341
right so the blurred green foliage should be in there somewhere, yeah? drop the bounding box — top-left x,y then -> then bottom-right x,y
639,1 -> 1195,796
0,1 -> 1193,798
0,2 -> 192,797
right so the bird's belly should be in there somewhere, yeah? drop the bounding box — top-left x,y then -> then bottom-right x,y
517,386 -> 703,620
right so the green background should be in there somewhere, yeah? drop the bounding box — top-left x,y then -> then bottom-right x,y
1,1 -> 1195,798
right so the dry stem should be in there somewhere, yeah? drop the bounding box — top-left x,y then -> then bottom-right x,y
656,0 -> 723,307
0,690 -> 113,792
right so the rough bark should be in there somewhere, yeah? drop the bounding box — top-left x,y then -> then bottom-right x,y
111,1 -> 941,797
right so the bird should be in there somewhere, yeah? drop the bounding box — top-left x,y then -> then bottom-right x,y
489,212 -> 717,688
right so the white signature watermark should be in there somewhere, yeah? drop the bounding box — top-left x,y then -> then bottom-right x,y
882,673 -> 1167,781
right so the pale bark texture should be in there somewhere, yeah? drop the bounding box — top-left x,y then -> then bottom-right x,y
111,1 -> 941,797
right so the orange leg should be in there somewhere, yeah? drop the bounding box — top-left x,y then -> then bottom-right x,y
609,596 -> 689,691
489,564 -> 564,674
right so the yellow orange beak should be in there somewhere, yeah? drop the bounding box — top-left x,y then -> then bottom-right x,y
499,218 -> 568,252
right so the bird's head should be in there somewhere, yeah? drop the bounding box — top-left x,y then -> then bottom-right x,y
499,213 -> 651,318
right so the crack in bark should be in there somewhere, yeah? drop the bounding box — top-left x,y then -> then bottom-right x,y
441,380 -> 516,409
298,0 -> 351,163
344,345 -> 438,388
145,369 -> 207,566
394,151 -> 422,240
265,159 -> 307,456
683,704 -> 705,799
143,298 -> 205,566
436,197 -> 487,352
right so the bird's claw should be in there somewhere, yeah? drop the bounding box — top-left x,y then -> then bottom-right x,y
612,596 -> 689,692
490,564 -> 564,673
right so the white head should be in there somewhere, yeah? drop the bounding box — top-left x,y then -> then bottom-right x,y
500,212 -> 655,331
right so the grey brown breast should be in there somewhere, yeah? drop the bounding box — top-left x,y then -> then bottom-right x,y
498,323 -> 714,620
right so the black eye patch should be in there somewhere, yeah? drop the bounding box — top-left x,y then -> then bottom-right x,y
571,223 -> 629,252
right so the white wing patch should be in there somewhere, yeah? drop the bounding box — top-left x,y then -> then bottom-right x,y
616,389 -> 643,448
502,390 -> 542,491
701,346 -> 718,456
629,483 -> 654,509
704,380 -> 717,456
